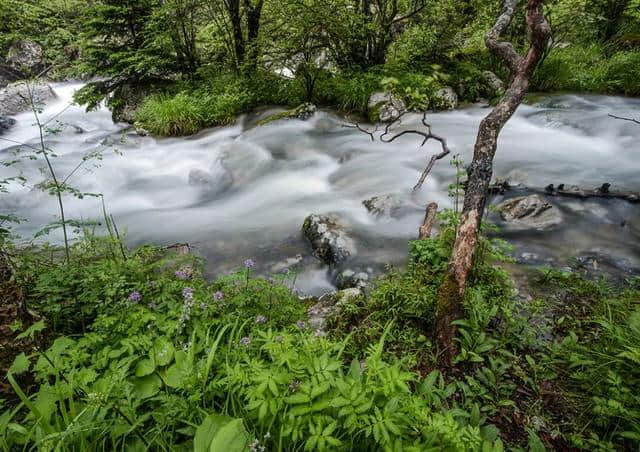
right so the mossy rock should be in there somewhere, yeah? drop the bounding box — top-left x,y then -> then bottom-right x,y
258,103 -> 317,126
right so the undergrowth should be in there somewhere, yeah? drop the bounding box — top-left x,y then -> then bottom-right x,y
1,221 -> 639,451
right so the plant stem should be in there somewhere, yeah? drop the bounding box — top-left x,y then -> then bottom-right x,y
26,81 -> 70,263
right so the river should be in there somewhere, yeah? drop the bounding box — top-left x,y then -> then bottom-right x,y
1,83 -> 639,293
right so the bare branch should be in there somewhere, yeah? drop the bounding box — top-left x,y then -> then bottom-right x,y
344,111 -> 451,191
609,113 -> 640,125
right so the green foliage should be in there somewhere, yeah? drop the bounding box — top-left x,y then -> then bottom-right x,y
1,237 -> 505,451
538,272 -> 640,449
135,72 -> 298,135
135,92 -> 204,136
533,45 -> 640,95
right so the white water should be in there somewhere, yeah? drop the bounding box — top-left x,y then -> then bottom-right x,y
1,83 -> 639,293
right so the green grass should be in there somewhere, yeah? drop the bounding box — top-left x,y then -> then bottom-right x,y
533,45 -> 640,95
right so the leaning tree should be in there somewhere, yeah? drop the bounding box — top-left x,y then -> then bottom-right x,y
434,0 -> 552,365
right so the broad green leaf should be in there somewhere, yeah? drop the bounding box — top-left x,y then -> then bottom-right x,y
9,353 -> 30,375
152,337 -> 175,366
194,414 -> 249,452
132,374 -> 162,399
135,359 -> 155,377
16,320 -> 46,340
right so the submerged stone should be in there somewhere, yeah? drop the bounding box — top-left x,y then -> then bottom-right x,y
302,214 -> 356,265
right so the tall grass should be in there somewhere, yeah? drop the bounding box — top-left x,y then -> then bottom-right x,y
533,45 -> 640,95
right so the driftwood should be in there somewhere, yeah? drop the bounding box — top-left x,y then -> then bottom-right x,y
419,202 -> 439,239
488,181 -> 640,203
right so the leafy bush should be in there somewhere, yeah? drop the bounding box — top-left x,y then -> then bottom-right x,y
1,239 -> 504,451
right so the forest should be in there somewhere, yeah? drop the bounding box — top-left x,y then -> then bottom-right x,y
1,0 -> 640,451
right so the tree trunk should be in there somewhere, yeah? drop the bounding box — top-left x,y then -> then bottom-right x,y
434,0 -> 551,366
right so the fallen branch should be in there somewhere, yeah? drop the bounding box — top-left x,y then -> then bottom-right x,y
344,111 -> 451,191
488,181 -> 640,203
608,114 -> 640,125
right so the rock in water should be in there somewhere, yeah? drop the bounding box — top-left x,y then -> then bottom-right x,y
308,288 -> 362,335
257,103 -> 317,125
0,82 -> 57,116
368,92 -> 406,123
362,194 -> 407,218
293,102 -> 317,120
336,269 -> 370,290
302,214 -> 356,265
434,86 -> 458,110
0,116 -> 16,135
496,194 -> 563,230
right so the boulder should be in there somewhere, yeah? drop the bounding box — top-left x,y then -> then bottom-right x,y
110,83 -> 151,124
362,194 -> 407,218
308,288 -> 362,335
481,71 -> 505,96
0,116 -> 16,135
5,40 -> 45,76
336,269 -> 370,290
293,102 -> 317,120
433,86 -> 458,110
367,92 -> 406,123
0,82 -> 57,116
496,194 -> 563,230
257,103 -> 317,126
302,214 -> 356,265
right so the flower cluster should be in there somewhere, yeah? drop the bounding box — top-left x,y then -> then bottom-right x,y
214,290 -> 223,301
174,267 -> 194,280
128,291 -> 142,304
240,336 -> 251,346
296,320 -> 306,330
244,258 -> 255,269
255,315 -> 267,324
178,287 -> 195,331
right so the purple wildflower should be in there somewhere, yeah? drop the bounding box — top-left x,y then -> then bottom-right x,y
129,291 -> 142,303
182,287 -> 194,301
240,336 -> 251,346
296,320 -> 306,329
255,315 -> 267,324
244,258 -> 255,269
282,268 -> 290,275
214,290 -> 223,301
175,268 -> 193,280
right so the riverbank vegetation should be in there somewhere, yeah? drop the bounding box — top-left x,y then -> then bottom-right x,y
2,221 -> 639,450
2,0 -> 640,135
2,1 -> 640,451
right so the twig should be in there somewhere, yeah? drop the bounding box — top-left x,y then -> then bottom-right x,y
608,114 -> 640,125
344,111 -> 451,191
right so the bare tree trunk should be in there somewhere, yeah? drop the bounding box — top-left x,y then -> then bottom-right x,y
434,0 -> 551,365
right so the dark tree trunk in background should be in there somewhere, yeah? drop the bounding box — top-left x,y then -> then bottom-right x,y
434,0 -> 551,366
244,0 -> 264,70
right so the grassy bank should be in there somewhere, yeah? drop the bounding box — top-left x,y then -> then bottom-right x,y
130,45 -> 640,137
1,213 -> 639,451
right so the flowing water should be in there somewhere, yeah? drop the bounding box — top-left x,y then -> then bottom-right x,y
1,83 -> 639,293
